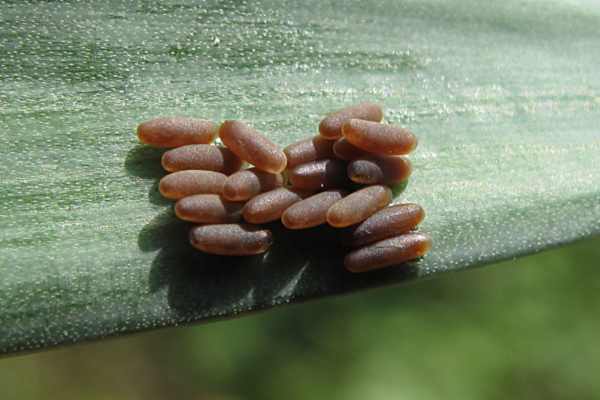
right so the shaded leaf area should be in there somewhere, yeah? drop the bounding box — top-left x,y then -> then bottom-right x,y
1,0 -> 599,355
2,238 -> 600,399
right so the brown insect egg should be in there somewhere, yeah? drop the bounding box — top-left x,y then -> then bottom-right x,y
342,119 -> 417,155
223,168 -> 283,202
283,136 -> 335,169
347,156 -> 412,185
158,170 -> 227,200
161,144 -> 242,174
242,187 -> 308,224
342,203 -> 425,247
281,189 -> 346,230
326,185 -> 392,228
189,224 -> 273,256
174,194 -> 243,223
332,138 -> 370,161
319,102 -> 383,140
137,117 -> 217,148
219,120 -> 287,174
344,232 -> 432,273
287,159 -> 349,190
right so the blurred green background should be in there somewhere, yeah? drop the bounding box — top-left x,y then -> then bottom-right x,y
2,237 -> 598,400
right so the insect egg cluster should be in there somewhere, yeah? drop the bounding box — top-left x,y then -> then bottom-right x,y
137,103 -> 431,273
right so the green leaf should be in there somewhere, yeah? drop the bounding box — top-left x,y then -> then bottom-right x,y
1,0 -> 599,356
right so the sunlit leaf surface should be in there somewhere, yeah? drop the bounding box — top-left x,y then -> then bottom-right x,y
1,0 -> 599,355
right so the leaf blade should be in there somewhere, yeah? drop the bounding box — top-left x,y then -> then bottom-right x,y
1,0 -> 600,355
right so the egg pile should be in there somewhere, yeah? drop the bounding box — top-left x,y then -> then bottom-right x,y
137,103 -> 430,273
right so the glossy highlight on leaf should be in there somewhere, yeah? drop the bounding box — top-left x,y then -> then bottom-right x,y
1,0 -> 600,356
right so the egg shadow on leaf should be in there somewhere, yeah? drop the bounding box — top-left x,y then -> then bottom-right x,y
141,210 -> 420,320
124,144 -> 170,205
